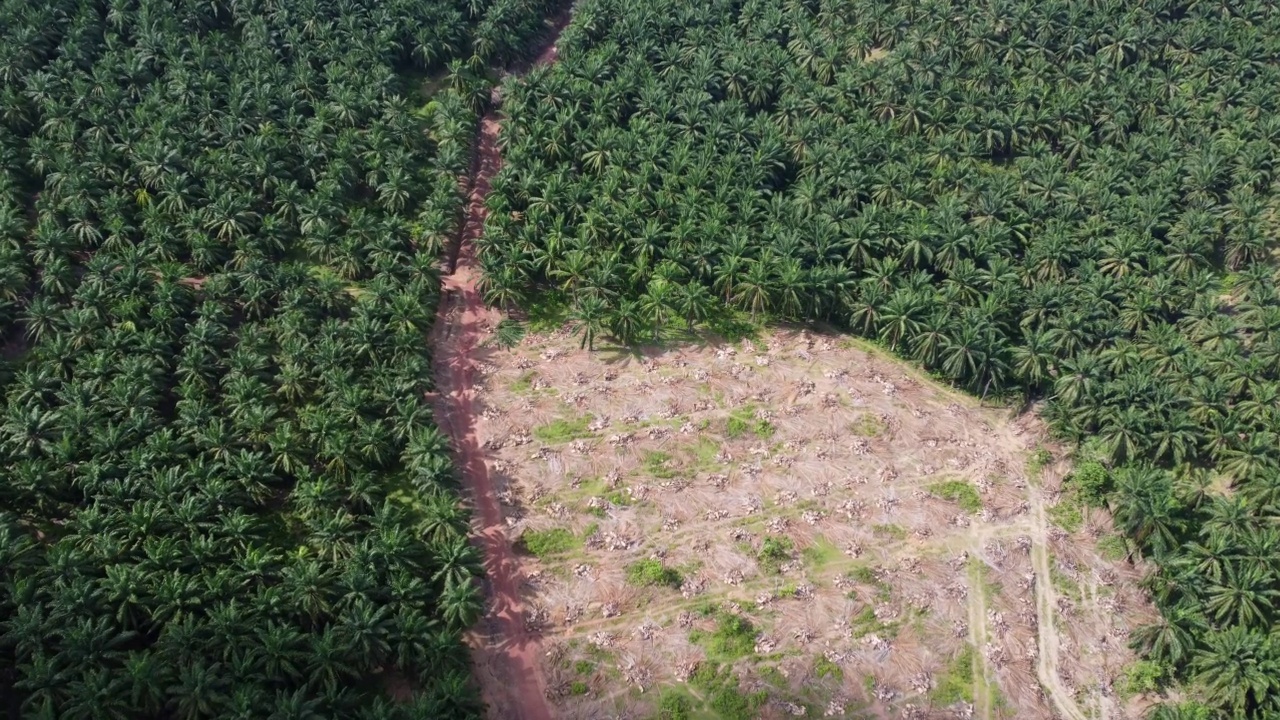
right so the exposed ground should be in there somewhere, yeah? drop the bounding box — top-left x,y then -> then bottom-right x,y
427,14 -> 567,720
461,326 -> 1157,719
432,10 -> 1152,720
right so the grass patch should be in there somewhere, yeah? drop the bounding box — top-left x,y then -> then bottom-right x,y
814,656 -> 843,682
871,523 -> 906,540
509,370 -> 538,394
801,535 -> 840,569
848,412 -> 886,437
928,479 -> 983,514
518,527 -> 578,558
1047,497 -> 1083,533
1027,446 -> 1054,477
931,645 -> 976,705
1097,534 -> 1128,561
849,606 -> 898,638
688,663 -> 767,720
532,413 -> 594,443
654,688 -> 693,720
569,680 -> 588,695
642,450 -> 679,479
626,558 -> 683,589
690,614 -> 757,662
725,407 -> 774,439
757,536 -> 793,574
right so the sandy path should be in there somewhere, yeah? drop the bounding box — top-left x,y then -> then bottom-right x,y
1029,486 -> 1091,720
429,17 -> 569,720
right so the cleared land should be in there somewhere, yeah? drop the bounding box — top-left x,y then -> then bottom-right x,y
464,324 -> 1155,719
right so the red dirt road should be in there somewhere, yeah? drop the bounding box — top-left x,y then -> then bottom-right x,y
430,20 -> 568,720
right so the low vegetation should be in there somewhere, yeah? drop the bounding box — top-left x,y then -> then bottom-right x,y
928,479 -> 983,514
625,558 -> 683,589
520,527 -> 580,558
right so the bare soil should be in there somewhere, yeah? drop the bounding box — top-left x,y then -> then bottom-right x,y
464,328 -> 1157,719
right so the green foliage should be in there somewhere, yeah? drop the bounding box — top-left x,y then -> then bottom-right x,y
813,656 -> 843,682
928,479 -> 983,513
486,4 -> 1280,713
801,535 -> 840,569
0,0 -> 565,712
932,646 -> 977,705
692,614 -> 757,661
1120,660 -> 1166,698
654,688 -> 693,720
725,407 -> 774,439
625,558 -> 679,587
570,680 -> 589,696
757,536 -> 793,573
1069,461 -> 1113,505
1096,534 -> 1129,561
643,450 -> 679,478
626,558 -> 683,588
523,291 -> 572,333
687,663 -> 767,720
510,370 -> 539,393
520,527 -> 579,557
1047,496 -> 1084,533
532,413 -> 595,443
493,317 -> 528,349
1028,447 -> 1055,476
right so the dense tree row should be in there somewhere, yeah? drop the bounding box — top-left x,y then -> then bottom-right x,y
0,0 -> 559,717
482,0 -> 1280,715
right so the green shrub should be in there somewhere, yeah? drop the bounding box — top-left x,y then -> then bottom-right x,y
626,558 -> 683,588
1070,461 -> 1112,505
569,680 -> 588,695
703,614 -> 756,660
1120,660 -> 1164,697
757,536 -> 793,573
519,528 -> 578,557
655,689 -> 692,720
928,479 -> 983,513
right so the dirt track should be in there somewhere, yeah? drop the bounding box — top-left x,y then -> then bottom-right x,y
429,21 -> 567,720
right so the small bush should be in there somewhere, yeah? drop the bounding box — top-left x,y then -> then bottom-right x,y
569,680 -> 588,696
686,662 -> 765,720
519,528 -> 577,557
1120,660 -> 1164,697
928,479 -> 982,513
704,614 -> 756,660
626,558 -> 682,588
1071,460 -> 1112,505
655,689 -> 691,720
757,537 -> 793,573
